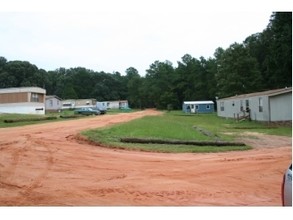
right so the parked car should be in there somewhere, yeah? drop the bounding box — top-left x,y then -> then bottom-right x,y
74,107 -> 100,116
282,163 -> 292,206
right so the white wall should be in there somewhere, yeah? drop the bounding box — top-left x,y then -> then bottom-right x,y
108,101 -> 120,109
45,98 -> 62,111
270,93 -> 292,121
217,92 -> 292,122
0,103 -> 45,115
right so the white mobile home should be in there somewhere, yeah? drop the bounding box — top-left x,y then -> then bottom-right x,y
61,99 -> 97,110
216,87 -> 292,122
61,99 -> 76,110
0,87 -> 46,115
105,100 -> 129,109
45,95 -> 62,112
74,99 -> 96,108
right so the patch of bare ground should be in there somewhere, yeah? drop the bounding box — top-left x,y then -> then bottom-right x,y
236,131 -> 292,149
0,110 -> 291,206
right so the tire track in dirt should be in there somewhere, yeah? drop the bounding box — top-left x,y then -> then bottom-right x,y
18,137 -> 54,204
0,110 -> 291,206
0,110 -> 164,205
0,135 -> 31,186
84,187 -> 192,204
0,133 -> 54,205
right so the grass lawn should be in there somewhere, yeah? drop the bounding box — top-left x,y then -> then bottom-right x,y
81,111 -> 291,153
0,108 -> 139,128
0,110 -> 82,128
0,113 -> 56,128
1,110 -> 291,153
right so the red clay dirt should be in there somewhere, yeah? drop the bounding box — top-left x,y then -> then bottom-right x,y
0,109 -> 291,206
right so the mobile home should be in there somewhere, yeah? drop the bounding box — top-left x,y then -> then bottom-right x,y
216,87 -> 292,122
183,101 -> 214,113
45,95 -> 62,112
0,87 -> 46,115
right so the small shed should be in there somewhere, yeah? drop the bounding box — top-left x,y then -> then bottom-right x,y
45,95 -> 62,112
183,101 -> 214,113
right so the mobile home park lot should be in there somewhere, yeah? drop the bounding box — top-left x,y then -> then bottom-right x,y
0,109 -> 291,206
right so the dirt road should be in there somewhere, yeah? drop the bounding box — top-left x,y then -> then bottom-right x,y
0,109 -> 291,206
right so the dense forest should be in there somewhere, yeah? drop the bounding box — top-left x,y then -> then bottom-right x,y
0,12 -> 291,110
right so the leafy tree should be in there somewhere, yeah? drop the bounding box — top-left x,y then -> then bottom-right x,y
62,83 -> 78,99
175,54 -> 210,103
1,60 -> 40,87
0,56 -> 7,69
244,12 -> 292,90
0,71 -> 17,88
202,57 -> 217,100
263,12 -> 292,88
68,67 -> 95,99
125,67 -> 143,108
244,33 -> 267,88
113,71 -> 127,99
215,43 -> 263,98
145,60 -> 176,109
90,71 -> 124,101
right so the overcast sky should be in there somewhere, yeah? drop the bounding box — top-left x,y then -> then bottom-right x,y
0,1 -> 291,76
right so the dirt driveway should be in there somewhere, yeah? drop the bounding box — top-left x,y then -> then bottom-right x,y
0,109 -> 291,206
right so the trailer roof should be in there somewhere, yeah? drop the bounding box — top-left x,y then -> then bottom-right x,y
184,101 -> 214,105
0,87 -> 46,94
217,87 -> 292,101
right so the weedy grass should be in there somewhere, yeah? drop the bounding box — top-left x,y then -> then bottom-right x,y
82,111 -> 292,153
0,113 -> 56,127
1,110 -> 290,153
0,109 -> 137,128
0,110 -> 86,127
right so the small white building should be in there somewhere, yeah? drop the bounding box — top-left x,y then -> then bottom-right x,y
61,99 -> 97,110
61,99 -> 76,110
45,95 -> 62,112
216,87 -> 292,122
0,87 -> 46,115
105,100 -> 129,109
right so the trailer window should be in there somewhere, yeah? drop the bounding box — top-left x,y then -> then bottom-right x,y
220,102 -> 224,111
259,97 -> 263,112
31,93 -> 39,102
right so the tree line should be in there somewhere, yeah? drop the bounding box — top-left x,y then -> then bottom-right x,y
0,12 -> 291,110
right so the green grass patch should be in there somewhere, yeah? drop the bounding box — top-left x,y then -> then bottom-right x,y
106,108 -> 139,114
82,111 -> 293,153
0,109 -> 132,128
0,110 -> 85,127
0,113 -> 58,127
